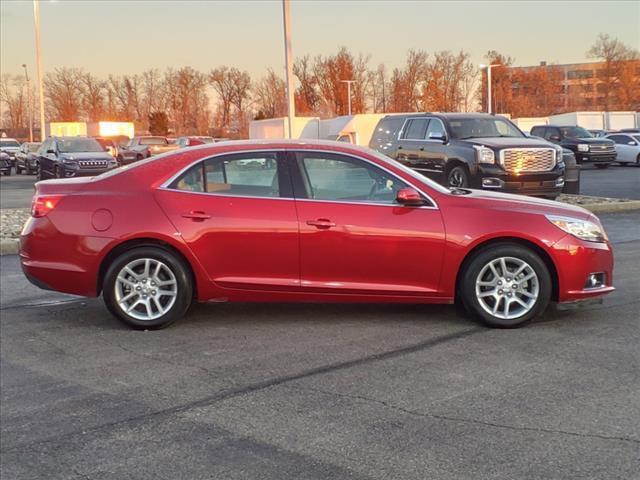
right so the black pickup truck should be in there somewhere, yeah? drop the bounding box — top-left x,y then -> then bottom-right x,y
529,125 -> 616,169
369,113 -> 565,198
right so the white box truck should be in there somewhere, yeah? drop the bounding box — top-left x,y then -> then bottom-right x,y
317,114 -> 390,146
512,117 -> 549,134
605,111 -> 637,131
249,117 -> 319,140
547,112 -> 605,130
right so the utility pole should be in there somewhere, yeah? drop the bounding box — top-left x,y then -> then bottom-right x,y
282,0 -> 295,139
340,80 -> 356,116
480,64 -> 501,114
33,0 -> 46,141
22,64 -> 33,142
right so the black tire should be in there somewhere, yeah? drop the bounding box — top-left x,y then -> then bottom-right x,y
594,163 -> 610,169
16,164 -> 22,174
447,165 -> 470,188
460,243 -> 551,328
103,246 -> 193,329
54,166 -> 63,178
636,154 -> 640,166
5,168 -> 11,176
136,154 -> 143,161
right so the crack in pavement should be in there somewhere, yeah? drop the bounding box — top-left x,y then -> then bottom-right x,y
285,384 -> 640,445
1,327 -> 483,454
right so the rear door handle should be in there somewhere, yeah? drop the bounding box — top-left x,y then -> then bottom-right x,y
306,218 -> 336,229
181,210 -> 211,221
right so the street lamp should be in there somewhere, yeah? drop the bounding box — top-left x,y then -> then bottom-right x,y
33,0 -> 46,142
340,80 -> 356,116
22,64 -> 33,142
282,0 -> 295,139
479,64 -> 501,114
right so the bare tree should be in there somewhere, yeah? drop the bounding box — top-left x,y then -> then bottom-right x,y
0,74 -> 28,130
389,50 -> 427,112
254,69 -> 287,119
293,55 -> 320,115
422,50 -> 476,112
164,67 -> 210,135
210,66 -> 236,129
81,73 -> 105,122
44,67 -> 85,121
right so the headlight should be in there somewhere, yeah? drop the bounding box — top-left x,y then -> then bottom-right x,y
546,215 -> 607,243
577,144 -> 589,152
474,146 -> 495,164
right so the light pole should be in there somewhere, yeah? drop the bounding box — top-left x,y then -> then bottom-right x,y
33,0 -> 46,141
340,80 -> 356,116
22,64 -> 33,142
479,64 -> 501,114
282,0 -> 295,139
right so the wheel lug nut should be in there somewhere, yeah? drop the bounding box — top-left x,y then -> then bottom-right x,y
498,281 -> 502,286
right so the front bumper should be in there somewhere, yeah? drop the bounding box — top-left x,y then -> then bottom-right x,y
61,165 -> 114,177
575,152 -> 616,164
477,165 -> 565,197
551,235 -> 615,303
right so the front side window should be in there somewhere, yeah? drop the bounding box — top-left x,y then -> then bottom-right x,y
425,119 -> 446,139
402,119 -> 429,140
296,153 -> 409,205
171,153 -> 281,198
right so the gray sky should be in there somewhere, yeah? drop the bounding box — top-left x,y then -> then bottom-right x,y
1,0 -> 639,80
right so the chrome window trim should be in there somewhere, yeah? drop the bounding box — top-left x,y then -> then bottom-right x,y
158,148 -> 439,210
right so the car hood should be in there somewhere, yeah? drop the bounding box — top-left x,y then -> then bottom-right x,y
448,189 -> 592,220
462,137 -> 554,148
60,152 -> 112,161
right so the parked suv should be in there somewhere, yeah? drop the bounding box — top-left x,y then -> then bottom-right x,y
0,138 -> 21,167
122,136 -> 179,160
530,125 -> 615,169
369,113 -> 565,198
15,142 -> 41,174
37,136 -> 118,179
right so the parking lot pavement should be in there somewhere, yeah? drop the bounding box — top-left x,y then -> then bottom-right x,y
1,211 -> 639,480
0,174 -> 36,209
0,164 -> 638,210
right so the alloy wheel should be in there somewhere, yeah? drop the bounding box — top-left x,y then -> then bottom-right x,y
474,256 -> 539,320
114,258 -> 178,321
449,168 -> 467,188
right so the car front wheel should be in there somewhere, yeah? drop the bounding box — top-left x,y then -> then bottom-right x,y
461,243 -> 551,328
103,247 -> 193,329
447,166 -> 470,188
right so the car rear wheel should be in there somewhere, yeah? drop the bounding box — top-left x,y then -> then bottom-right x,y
447,166 -> 470,188
460,243 -> 551,328
103,247 -> 193,329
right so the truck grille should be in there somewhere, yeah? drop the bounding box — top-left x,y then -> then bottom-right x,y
589,144 -> 615,153
79,160 -> 108,169
500,148 -> 556,173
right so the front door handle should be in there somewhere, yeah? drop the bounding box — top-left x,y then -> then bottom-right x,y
181,210 -> 211,221
306,218 -> 336,229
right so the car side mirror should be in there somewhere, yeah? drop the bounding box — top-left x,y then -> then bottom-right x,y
549,135 -> 560,141
46,149 -> 55,154
428,132 -> 447,143
396,187 -> 425,206
628,141 -> 637,146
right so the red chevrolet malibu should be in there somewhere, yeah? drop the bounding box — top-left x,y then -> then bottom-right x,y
20,140 -> 614,329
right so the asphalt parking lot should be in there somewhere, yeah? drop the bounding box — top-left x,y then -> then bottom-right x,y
1,211 -> 639,480
0,163 -> 639,210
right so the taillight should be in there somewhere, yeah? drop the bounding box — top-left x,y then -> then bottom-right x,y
31,194 -> 63,218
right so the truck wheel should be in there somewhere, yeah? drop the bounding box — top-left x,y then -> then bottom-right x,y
460,243 -> 551,328
55,166 -> 63,178
447,166 -> 470,188
103,247 -> 193,329
16,164 -> 22,174
595,163 -> 610,169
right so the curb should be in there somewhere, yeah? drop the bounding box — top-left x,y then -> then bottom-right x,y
0,239 -> 19,256
579,201 -> 640,214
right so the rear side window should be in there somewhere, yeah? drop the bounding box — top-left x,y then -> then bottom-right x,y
530,127 -> 545,137
169,152 -> 283,198
402,119 -> 429,140
369,117 -> 406,147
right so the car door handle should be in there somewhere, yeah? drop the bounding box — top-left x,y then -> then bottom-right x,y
181,210 -> 211,221
397,146 -> 403,150
306,218 -> 336,229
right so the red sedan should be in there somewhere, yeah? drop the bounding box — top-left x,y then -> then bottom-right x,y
20,140 -> 614,329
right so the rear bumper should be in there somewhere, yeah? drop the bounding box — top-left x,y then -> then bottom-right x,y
19,216 -> 111,297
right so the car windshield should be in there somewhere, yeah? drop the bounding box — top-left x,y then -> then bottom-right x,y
58,138 -> 105,153
27,143 -> 41,152
632,135 -> 640,142
140,137 -> 167,145
448,117 -> 524,139
560,126 -> 592,139
1,140 -> 20,148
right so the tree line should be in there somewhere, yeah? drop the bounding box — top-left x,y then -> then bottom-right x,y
1,34 -> 637,138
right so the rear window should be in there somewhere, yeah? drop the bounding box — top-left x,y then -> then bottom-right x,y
1,140 -> 20,148
369,117 -> 405,147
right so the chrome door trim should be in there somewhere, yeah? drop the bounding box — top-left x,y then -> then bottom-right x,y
158,148 -> 440,210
